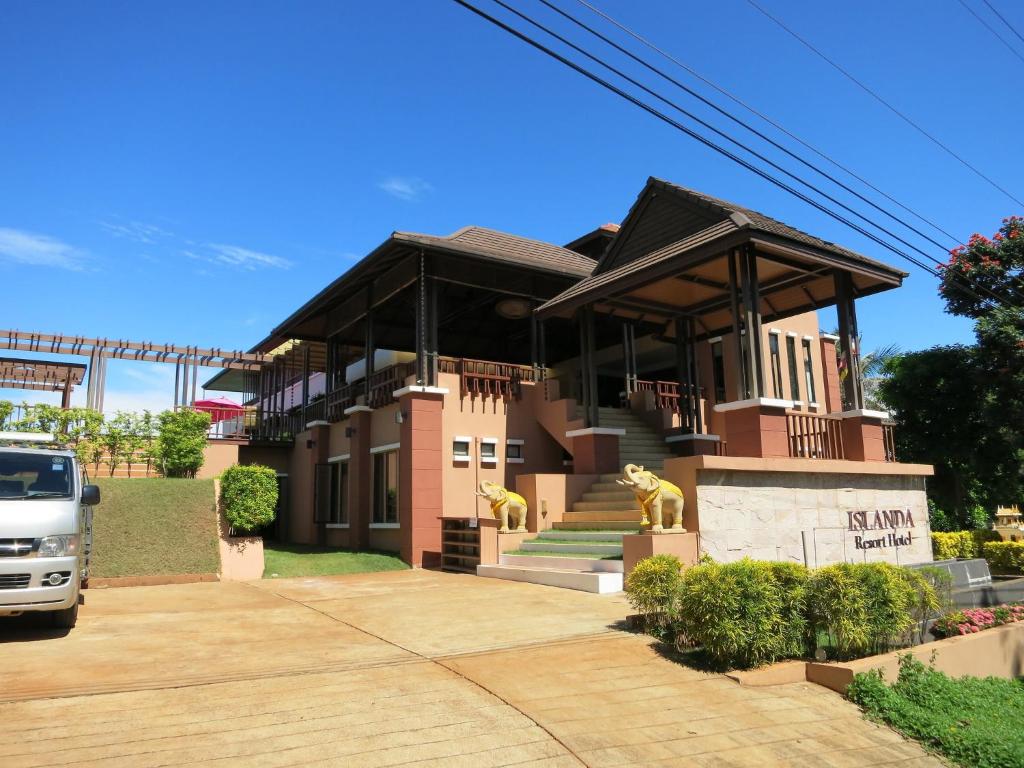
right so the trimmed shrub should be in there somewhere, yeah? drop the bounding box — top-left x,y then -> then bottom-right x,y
806,563 -> 870,657
674,559 -> 809,669
219,464 -> 278,534
931,530 -> 1001,561
624,554 -> 682,633
981,541 -> 1024,575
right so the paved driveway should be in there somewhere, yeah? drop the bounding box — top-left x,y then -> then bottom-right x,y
0,571 -> 939,767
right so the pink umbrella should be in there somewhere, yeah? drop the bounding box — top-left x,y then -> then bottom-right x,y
192,396 -> 244,424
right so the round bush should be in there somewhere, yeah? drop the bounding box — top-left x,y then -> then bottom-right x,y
219,464 -> 278,534
675,559 -> 807,669
624,554 -> 682,631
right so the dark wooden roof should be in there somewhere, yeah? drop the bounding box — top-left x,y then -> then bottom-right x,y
596,177 -> 908,279
393,226 -> 595,278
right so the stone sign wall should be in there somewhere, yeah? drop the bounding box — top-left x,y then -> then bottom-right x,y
695,469 -> 932,567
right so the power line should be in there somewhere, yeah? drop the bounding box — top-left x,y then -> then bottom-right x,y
449,0 -> 1019,313
573,0 -> 963,248
959,0 -> 1024,65
537,0 -> 957,261
745,0 -> 1024,209
473,0 -> 1017,311
981,0 -> 1024,47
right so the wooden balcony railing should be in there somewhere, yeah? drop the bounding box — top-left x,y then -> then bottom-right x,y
882,421 -> 897,462
207,408 -> 302,443
634,380 -> 705,412
439,357 -> 536,399
367,361 -> 417,409
787,412 -> 845,460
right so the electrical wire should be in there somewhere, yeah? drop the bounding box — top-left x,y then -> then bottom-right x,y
745,0 -> 1024,209
448,0 -> 1019,312
981,0 -> 1024,47
538,0 -> 958,261
958,0 -> 1024,66
573,0 -> 963,248
463,0 -> 1017,311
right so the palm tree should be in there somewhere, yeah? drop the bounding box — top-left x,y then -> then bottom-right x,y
827,331 -> 900,409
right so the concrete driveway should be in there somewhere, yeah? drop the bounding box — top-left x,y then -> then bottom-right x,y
0,570 -> 939,767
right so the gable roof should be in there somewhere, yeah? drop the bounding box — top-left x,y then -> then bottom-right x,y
393,225 -> 595,278
596,177 -> 907,278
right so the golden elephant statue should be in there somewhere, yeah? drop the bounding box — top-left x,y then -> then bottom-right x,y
475,480 -> 528,532
616,464 -> 685,532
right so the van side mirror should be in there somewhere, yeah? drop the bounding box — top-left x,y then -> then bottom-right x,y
81,485 -> 101,506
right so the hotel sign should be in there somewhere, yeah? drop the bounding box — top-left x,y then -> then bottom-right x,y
847,509 -> 916,551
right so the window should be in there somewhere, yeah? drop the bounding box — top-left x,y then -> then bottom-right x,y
372,451 -> 399,525
506,439 -> 524,463
786,335 -> 801,403
768,333 -> 784,399
480,438 -> 497,462
802,338 -> 817,404
711,341 -> 726,402
453,437 -> 471,461
329,461 -> 348,525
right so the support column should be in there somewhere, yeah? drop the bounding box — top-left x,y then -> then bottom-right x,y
578,306 -> 599,428
819,333 -> 842,413
566,427 -> 623,474
739,244 -> 765,399
834,271 -> 864,411
839,409 -> 889,462
345,405 -> 374,550
307,419 -> 330,546
727,250 -> 749,399
364,291 -> 375,403
713,398 -> 793,458
61,374 -> 72,409
395,385 -> 447,568
301,344 -> 310,422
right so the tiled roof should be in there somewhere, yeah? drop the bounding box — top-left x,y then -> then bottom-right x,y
649,179 -> 906,276
394,226 -> 595,278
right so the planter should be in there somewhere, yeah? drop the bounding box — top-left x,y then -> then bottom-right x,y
214,478 -> 266,581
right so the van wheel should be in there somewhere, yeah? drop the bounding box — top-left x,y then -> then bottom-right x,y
49,602 -> 78,629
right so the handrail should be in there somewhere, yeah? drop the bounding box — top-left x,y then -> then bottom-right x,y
786,412 -> 845,460
635,379 -> 705,412
439,356 -> 537,400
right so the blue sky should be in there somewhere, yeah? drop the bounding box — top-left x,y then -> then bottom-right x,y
2,0 -> 1022,413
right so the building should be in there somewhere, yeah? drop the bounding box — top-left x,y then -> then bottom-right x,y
204,178 -> 933,580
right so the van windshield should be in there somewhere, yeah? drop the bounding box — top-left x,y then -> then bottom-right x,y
0,452 -> 74,500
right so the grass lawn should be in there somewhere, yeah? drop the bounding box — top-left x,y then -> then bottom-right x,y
263,544 -> 408,579
848,655 -> 1024,768
92,478 -> 220,577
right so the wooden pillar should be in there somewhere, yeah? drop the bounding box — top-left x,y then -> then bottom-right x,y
739,245 -> 764,399
622,322 -> 637,396
578,306 -> 599,427
727,249 -> 748,399
834,271 -> 864,410
301,344 -> 310,422
674,317 -> 692,432
364,288 -> 375,402
60,373 -> 72,409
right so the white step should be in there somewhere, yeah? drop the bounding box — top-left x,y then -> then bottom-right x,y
520,541 -> 623,556
477,564 -> 623,594
499,554 -> 623,572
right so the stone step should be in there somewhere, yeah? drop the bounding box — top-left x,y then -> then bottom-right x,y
520,540 -> 623,556
535,530 -> 625,542
589,482 -> 630,492
580,490 -> 636,503
499,553 -> 623,572
572,499 -> 640,512
476,564 -> 623,593
563,509 -> 642,523
553,520 -> 640,531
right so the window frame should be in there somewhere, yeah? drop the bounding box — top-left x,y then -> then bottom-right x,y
768,332 -> 784,399
802,337 -> 818,405
786,334 -> 802,404
371,450 -> 400,526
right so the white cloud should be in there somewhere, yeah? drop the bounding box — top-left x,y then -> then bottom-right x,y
99,220 -> 173,244
377,176 -> 433,202
206,243 -> 292,270
0,228 -> 85,270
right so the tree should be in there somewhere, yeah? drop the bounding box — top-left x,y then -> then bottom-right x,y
154,409 -> 211,478
880,216 -> 1024,527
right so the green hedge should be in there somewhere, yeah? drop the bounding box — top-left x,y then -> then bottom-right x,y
931,530 -> 1001,560
624,554 -> 682,634
219,464 -> 278,533
627,557 -> 939,670
981,541 -> 1024,575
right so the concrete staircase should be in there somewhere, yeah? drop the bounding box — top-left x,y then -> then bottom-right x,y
477,407 -> 677,593
477,530 -> 625,593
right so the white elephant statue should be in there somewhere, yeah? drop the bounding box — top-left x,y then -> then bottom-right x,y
616,464 -> 685,532
475,480 -> 528,532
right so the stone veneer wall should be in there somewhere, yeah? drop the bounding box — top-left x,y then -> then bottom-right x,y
696,470 -> 932,567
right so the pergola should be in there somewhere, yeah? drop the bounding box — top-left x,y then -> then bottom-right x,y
0,357 -> 87,407
537,179 -> 908,431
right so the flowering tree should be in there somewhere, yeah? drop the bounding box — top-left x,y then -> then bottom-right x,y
880,217 -> 1023,527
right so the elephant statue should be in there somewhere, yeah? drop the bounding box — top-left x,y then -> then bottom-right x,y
475,480 -> 528,532
616,464 -> 685,532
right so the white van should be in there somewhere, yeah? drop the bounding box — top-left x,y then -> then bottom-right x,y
0,433 -> 99,629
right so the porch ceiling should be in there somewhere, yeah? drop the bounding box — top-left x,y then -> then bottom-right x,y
536,217 -> 905,339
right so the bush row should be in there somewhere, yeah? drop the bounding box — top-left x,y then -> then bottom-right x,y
625,556 -> 945,670
930,530 -> 1001,561
980,541 -> 1024,574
